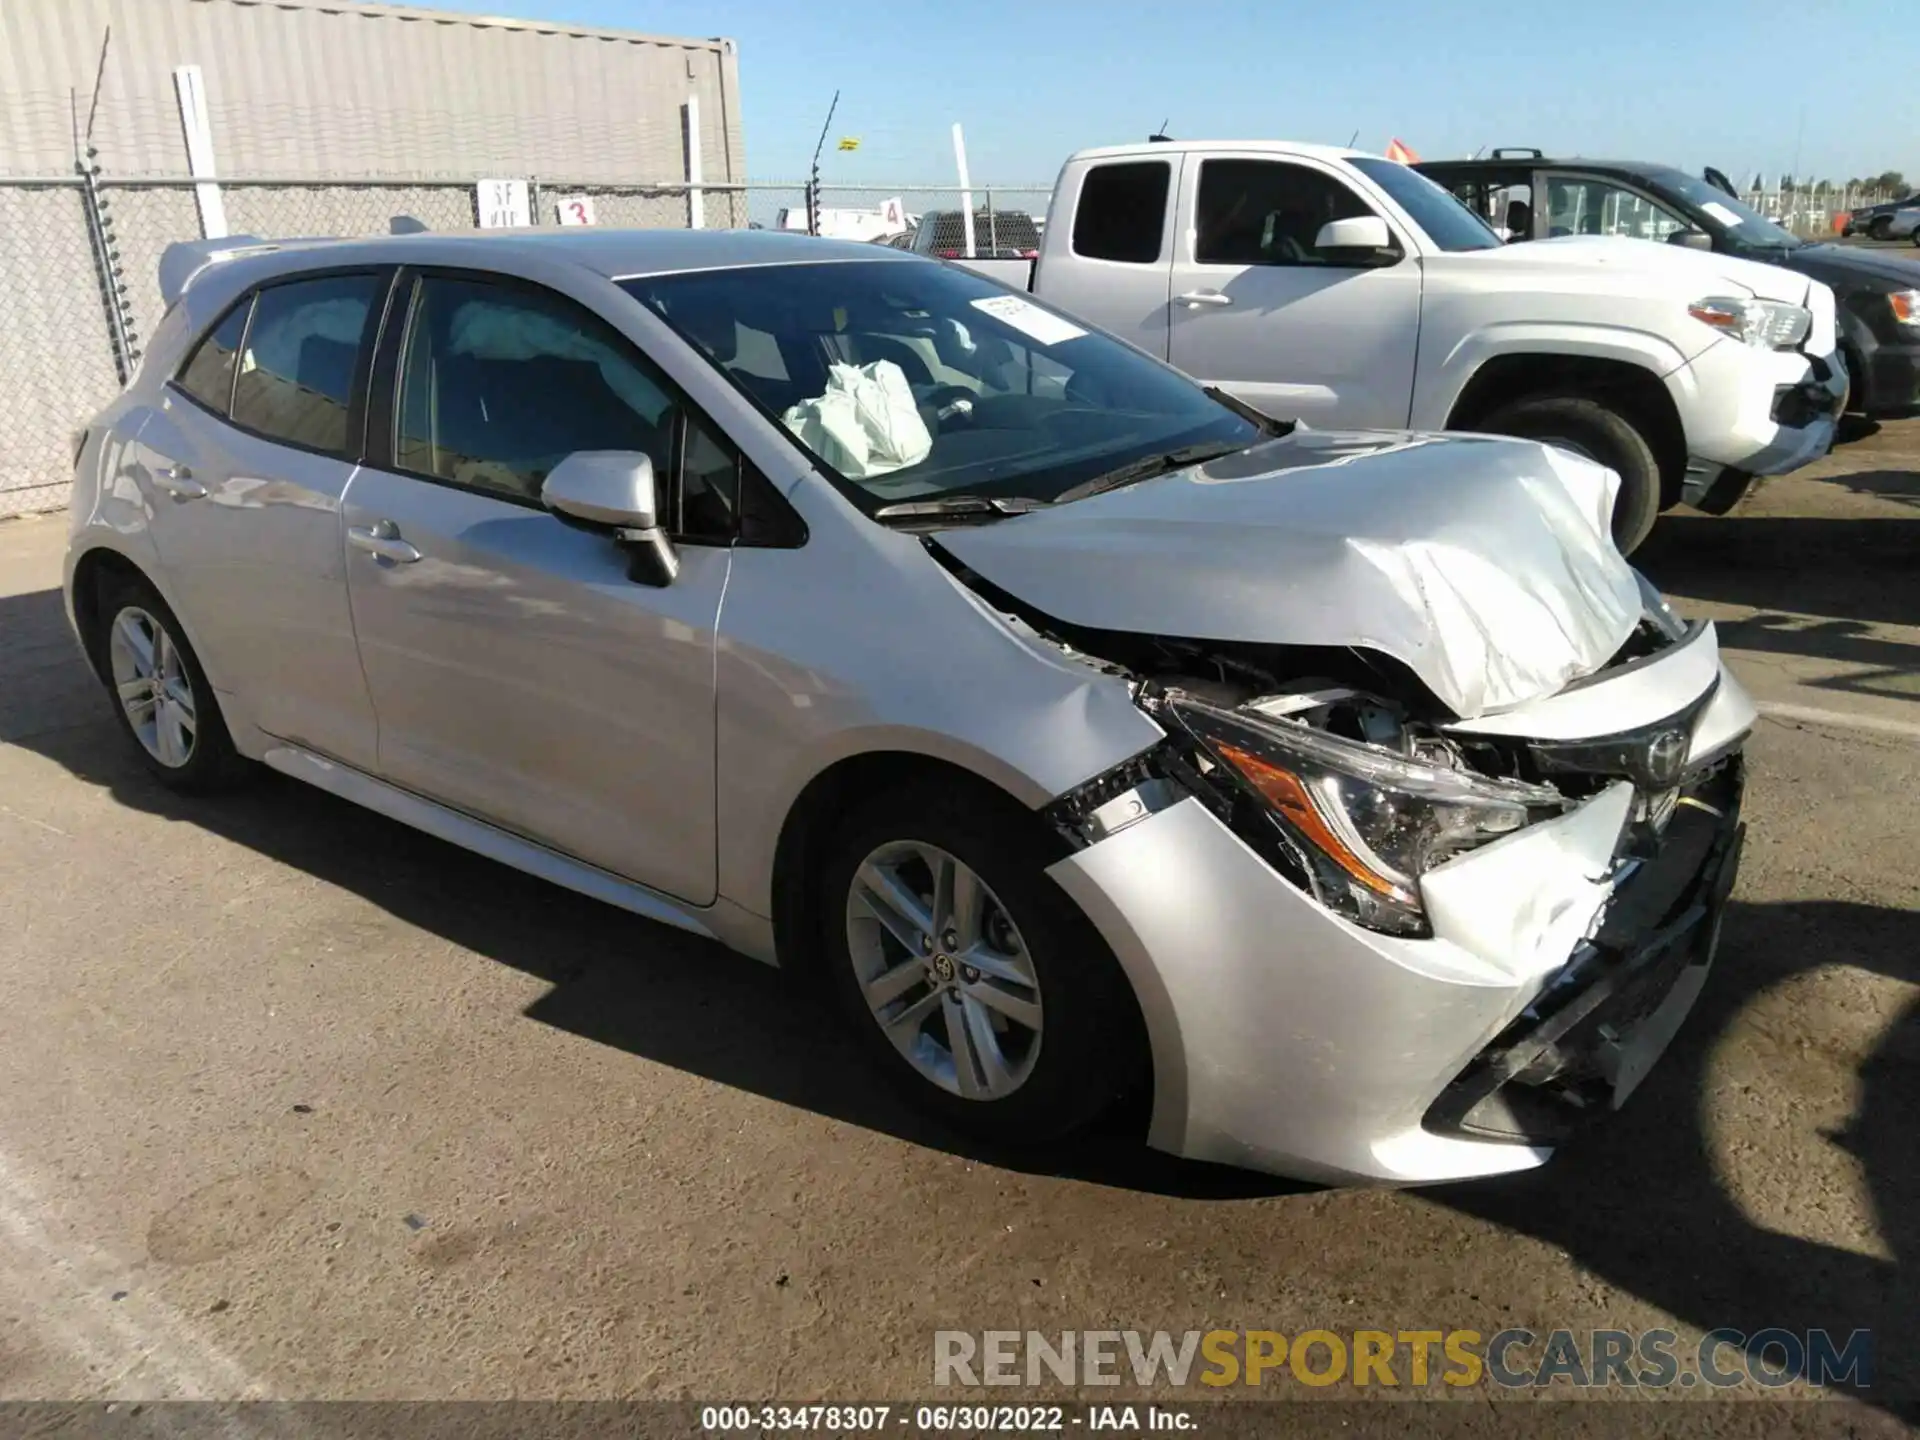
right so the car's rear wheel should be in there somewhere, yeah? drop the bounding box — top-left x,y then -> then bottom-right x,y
96,573 -> 250,793
1477,393 -> 1663,554
816,782 -> 1146,1146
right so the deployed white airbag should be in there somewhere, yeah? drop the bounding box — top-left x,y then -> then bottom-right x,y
782,361 -> 932,478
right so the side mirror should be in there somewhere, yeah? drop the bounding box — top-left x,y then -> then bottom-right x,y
1314,215 -> 1399,265
1668,228 -> 1714,250
542,451 -> 679,586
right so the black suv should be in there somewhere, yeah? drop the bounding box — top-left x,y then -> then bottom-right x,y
1418,150 -> 1920,417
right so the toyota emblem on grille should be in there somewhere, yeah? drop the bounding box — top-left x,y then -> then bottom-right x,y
1639,729 -> 1689,789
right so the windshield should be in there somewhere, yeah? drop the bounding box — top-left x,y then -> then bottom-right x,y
1646,168 -> 1802,250
1350,157 -> 1504,252
623,260 -> 1258,512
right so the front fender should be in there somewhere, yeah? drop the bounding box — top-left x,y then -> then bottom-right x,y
711,490 -> 1165,919
1415,320 -> 1697,430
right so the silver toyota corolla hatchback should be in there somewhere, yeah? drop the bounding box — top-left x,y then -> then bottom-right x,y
64,228 -> 1753,1185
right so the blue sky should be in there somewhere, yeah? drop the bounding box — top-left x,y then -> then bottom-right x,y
407,0 -> 1915,186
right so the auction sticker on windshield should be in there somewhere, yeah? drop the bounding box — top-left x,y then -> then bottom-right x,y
1700,201 -> 1745,228
971,294 -> 1086,346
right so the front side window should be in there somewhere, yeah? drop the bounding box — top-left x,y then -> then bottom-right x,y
395,276 -> 678,505
175,299 -> 251,414
1195,160 -> 1376,266
1073,161 -> 1171,263
623,259 -> 1257,512
1545,177 -> 1688,243
229,273 -> 384,458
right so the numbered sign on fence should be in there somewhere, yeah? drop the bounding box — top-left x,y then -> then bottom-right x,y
553,195 -> 599,227
476,179 -> 531,229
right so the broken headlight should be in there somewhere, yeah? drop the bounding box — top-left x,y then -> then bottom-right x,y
1167,696 -> 1568,937
1635,570 -> 1687,642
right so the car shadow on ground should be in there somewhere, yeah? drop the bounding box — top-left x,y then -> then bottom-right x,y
0,583 -> 1285,1202
3,582 -> 1914,1411
1427,896 -> 1917,1411
1638,511 -> 1920,634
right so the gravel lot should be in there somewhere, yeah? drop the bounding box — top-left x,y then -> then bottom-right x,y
0,424 -> 1914,1429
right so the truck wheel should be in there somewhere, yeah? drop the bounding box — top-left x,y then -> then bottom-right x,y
815,780 -> 1148,1148
1478,394 -> 1663,554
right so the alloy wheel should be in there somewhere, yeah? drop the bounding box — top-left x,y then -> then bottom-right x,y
108,605 -> 197,768
844,840 -> 1043,1100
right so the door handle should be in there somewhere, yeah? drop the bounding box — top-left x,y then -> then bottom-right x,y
152,464 -> 206,500
348,521 -> 423,564
1176,290 -> 1233,308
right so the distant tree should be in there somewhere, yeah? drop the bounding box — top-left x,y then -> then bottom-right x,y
1874,170 -> 1906,192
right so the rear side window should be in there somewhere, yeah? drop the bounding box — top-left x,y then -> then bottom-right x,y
1073,161 -> 1170,263
230,273 -> 384,458
175,301 -> 251,414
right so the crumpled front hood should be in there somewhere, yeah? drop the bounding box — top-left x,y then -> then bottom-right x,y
936,428 -> 1644,719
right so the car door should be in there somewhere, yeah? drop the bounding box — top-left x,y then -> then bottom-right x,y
1166,154 -> 1422,427
340,268 -> 732,905
132,269 -> 391,773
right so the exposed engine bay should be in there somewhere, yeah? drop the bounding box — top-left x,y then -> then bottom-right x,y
935,545 -> 1704,943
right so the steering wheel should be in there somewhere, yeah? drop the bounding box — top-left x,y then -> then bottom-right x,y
918,385 -> 980,430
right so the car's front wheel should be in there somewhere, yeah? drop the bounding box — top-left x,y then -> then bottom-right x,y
1869,215 -> 1893,240
96,572 -> 250,792
816,782 -> 1146,1147
1478,393 -> 1664,554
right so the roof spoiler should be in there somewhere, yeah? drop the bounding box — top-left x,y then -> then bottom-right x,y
157,234 -> 272,309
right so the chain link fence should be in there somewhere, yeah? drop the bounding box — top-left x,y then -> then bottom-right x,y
0,171 -> 1057,517
741,183 -> 1055,240
1748,184 -> 1902,238
0,181 -> 125,518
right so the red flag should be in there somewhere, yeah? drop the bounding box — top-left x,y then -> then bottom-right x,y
1384,138 -> 1420,164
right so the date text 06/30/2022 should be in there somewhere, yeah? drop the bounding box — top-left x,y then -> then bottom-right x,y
701,1405 -> 1197,1432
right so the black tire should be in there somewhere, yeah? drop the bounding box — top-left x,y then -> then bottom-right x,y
1478,393 -> 1663,554
1869,215 -> 1892,241
94,571 -> 251,793
1841,346 -> 1869,416
815,780 -> 1147,1147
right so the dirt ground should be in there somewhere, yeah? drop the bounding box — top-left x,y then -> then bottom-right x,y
0,421 -> 1914,1431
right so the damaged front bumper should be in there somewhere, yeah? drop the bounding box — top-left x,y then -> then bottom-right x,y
1044,651 -> 1756,1188
1673,337 -> 1847,487
1424,756 -> 1744,1146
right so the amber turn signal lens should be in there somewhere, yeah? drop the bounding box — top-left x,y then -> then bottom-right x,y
1215,742 -> 1403,899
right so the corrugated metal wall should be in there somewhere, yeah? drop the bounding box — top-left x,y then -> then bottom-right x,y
0,0 -> 745,184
